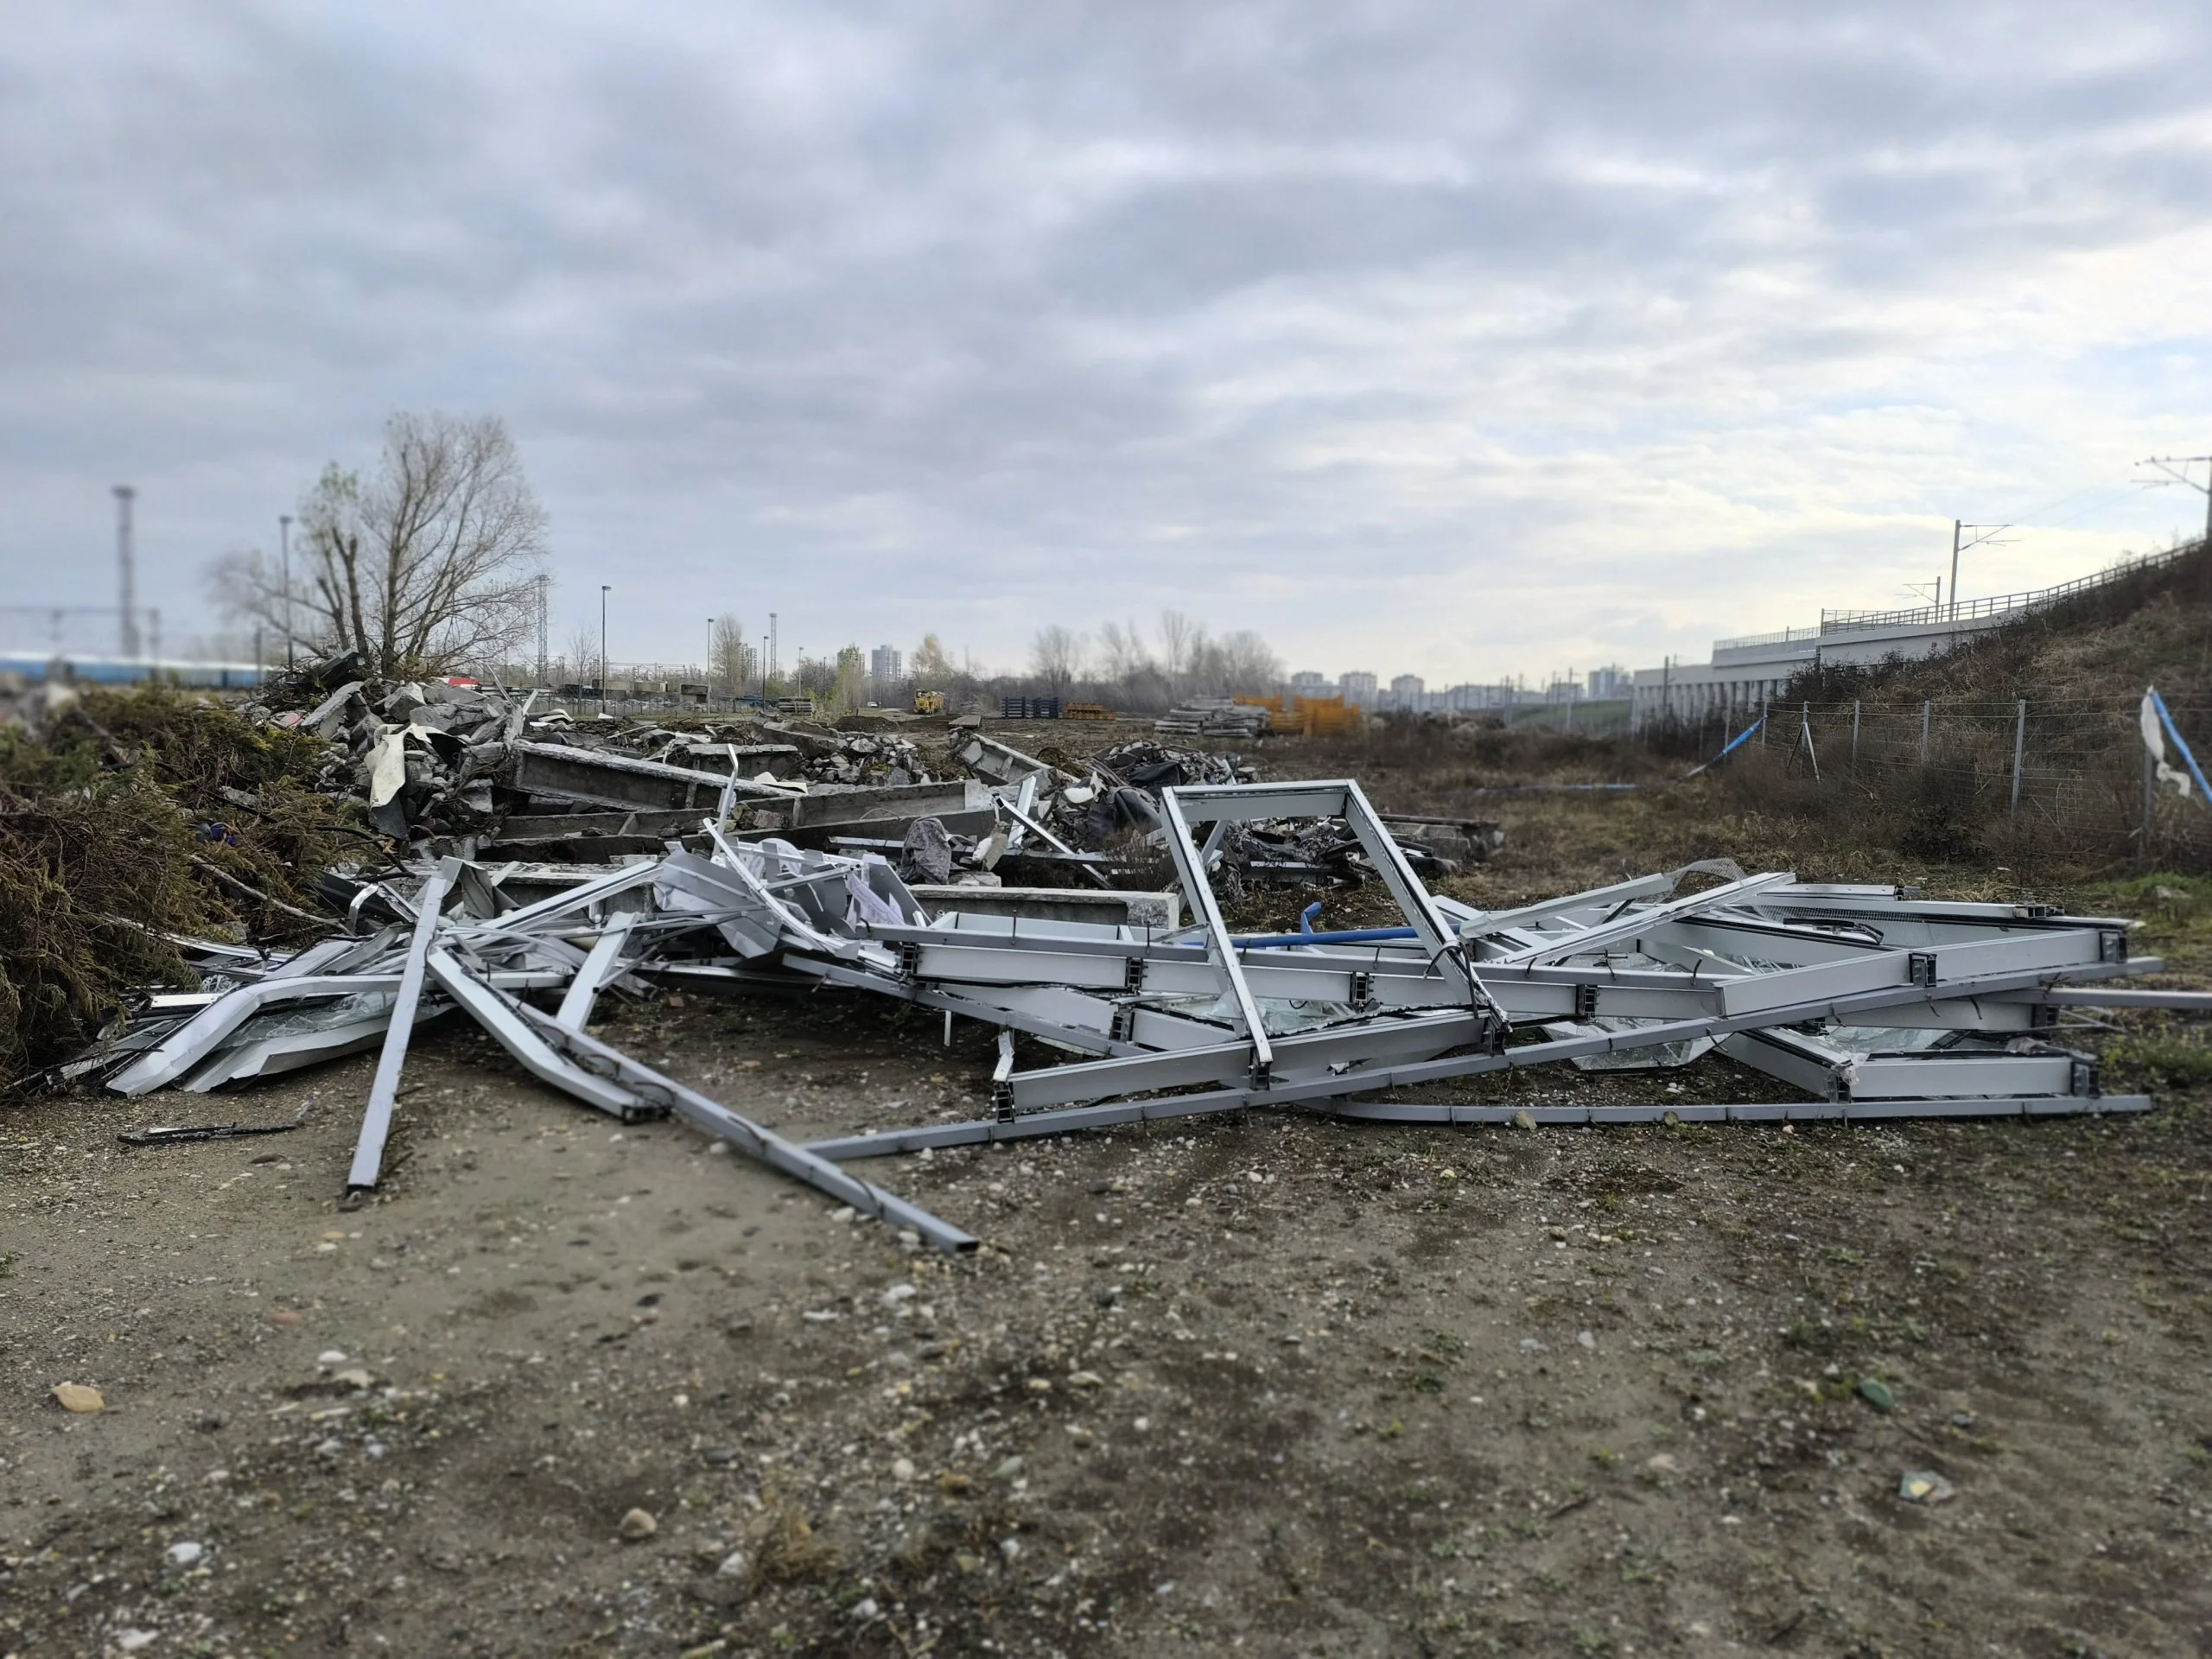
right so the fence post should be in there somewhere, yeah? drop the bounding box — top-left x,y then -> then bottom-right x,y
1760,697 -> 1769,747
1919,700 -> 1931,770
1851,699 -> 1860,769
2009,699 -> 2026,813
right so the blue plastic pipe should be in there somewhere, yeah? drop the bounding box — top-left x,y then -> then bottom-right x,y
1235,925 -> 1420,950
1681,715 -> 1765,779
2150,687 -> 2212,804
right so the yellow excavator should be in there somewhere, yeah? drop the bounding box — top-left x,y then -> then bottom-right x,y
912,689 -> 946,715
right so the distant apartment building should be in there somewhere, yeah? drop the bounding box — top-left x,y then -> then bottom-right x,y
1441,682 -> 1528,711
1289,670 -> 1328,695
1338,671 -> 1378,706
1388,673 -> 1424,709
1586,664 -> 1627,701
868,645 -> 903,687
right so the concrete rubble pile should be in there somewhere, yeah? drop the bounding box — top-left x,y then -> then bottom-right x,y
80,775 -> 2207,1253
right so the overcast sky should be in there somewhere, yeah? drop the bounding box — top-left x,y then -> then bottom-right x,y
4,1 -> 2210,684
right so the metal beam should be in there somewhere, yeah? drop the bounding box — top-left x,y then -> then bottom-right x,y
507,1002 -> 977,1252
1156,787 -> 1274,1087
346,861 -> 456,1191
555,915 -> 638,1031
423,950 -> 652,1120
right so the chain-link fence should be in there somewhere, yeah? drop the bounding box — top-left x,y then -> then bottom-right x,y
1649,696 -> 2212,868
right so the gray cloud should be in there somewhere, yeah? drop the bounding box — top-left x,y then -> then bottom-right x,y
3,0 -> 2209,681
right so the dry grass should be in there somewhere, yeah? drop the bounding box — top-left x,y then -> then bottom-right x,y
745,1484 -> 842,1586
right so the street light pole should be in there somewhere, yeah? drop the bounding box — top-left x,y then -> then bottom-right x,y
278,514 -> 293,669
600,584 -> 611,712
707,617 -> 715,709
113,486 -> 139,658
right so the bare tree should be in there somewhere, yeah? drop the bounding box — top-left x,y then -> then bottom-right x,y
1030,625 -> 1087,700
912,633 -> 954,688
211,411 -> 547,678
711,613 -> 753,691
1157,609 -> 1201,690
563,622 -> 603,687
1215,628 -> 1282,693
834,644 -> 868,714
1096,619 -> 1152,683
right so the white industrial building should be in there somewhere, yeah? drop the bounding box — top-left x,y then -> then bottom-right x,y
1628,554 -> 2182,733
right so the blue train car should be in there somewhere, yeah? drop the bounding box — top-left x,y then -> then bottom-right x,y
0,652 -> 269,689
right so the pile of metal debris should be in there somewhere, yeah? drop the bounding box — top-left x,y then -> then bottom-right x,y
928,731 -> 1498,891
249,653 -> 944,848
203,658 -> 1504,906
1154,697 -> 1272,739
80,775 -> 2203,1253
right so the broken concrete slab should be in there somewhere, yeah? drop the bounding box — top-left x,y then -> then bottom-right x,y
509,740 -> 783,813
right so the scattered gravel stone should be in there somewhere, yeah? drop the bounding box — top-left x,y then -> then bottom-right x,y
1898,1471 -> 1956,1503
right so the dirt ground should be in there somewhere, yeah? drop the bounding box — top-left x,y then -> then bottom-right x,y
5,766 -> 2212,1658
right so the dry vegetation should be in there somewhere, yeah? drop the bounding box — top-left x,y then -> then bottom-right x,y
0,685 -> 366,1083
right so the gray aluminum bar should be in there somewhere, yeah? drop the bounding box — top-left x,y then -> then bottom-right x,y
1154,957 -> 2140,1111
1710,929 -> 2107,1018
1308,1095 -> 2152,1126
999,775 -> 1036,855
107,971 -> 421,1096
814,956 -> 2145,1154
997,793 -> 1113,887
424,950 -> 650,1120
1484,873 -> 1797,965
1717,1028 -> 2086,1101
1004,1007 -> 1491,1109
804,1090 -> 1291,1159
177,1000 -> 430,1091
992,932 -> 2120,1113
1167,779 -> 1487,1010
2024,987 -> 2212,1011
506,1001 -> 977,1253
785,955 -> 1145,1057
262,935 -> 372,982
1447,873 -> 1674,940
489,857 -> 664,932
702,824 -> 860,959
1155,787 -> 1274,1084
809,1077 -> 2155,1158
556,915 -> 638,1031
346,861 -> 456,1191
1738,891 -> 2131,928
